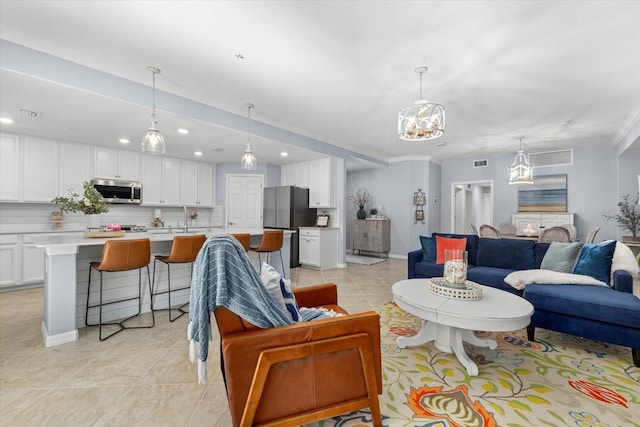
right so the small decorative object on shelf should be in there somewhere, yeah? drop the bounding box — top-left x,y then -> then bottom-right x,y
428,277 -> 483,300
443,249 -> 468,285
348,188 -> 372,220
51,211 -> 63,230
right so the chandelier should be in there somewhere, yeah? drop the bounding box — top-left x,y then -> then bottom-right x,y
508,138 -> 534,185
240,103 -> 257,170
398,66 -> 445,141
141,66 -> 165,155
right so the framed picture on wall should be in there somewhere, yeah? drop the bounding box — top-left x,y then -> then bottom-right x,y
518,174 -> 568,212
415,210 -> 424,221
316,214 -> 329,227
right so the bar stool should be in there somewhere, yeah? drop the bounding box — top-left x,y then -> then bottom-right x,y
229,233 -> 251,252
85,238 -> 154,341
249,229 -> 285,277
152,234 -> 206,322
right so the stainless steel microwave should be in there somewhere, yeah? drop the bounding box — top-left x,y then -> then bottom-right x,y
91,179 -> 142,204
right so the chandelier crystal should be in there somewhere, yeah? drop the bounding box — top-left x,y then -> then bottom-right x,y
141,66 -> 165,155
398,66 -> 445,141
508,138 -> 534,185
240,103 -> 257,170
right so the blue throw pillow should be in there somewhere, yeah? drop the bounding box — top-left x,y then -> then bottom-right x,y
573,240 -> 617,284
419,236 -> 437,263
260,262 -> 301,322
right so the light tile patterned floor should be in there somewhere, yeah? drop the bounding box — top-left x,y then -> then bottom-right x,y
0,258 -> 406,426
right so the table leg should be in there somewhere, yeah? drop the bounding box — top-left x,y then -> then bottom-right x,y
451,328 -> 478,376
459,329 -> 497,350
397,319 -> 437,348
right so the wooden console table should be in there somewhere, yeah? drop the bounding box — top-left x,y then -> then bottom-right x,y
349,219 -> 390,257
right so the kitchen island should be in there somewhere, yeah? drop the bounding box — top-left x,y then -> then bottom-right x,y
33,228 -> 293,347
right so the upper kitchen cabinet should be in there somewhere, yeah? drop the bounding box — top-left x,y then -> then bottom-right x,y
308,157 -> 337,208
93,148 -> 141,181
0,134 -> 20,201
141,155 -> 181,206
281,162 -> 309,188
181,160 -> 214,207
22,137 -> 59,202
59,142 -> 93,196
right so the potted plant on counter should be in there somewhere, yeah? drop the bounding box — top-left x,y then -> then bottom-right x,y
604,193 -> 640,242
52,182 -> 110,229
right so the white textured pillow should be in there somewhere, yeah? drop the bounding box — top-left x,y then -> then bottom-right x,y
504,269 -> 608,290
260,262 -> 300,322
610,242 -> 639,282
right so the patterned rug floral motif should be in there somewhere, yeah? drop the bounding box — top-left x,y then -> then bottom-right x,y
311,302 -> 639,427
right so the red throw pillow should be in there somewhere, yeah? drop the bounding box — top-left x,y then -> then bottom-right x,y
435,236 -> 468,264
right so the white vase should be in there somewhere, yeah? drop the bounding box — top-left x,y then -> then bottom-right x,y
86,214 -> 100,230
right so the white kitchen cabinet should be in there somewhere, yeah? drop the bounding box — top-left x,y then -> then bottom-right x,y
59,142 -> 93,196
94,148 -> 141,181
141,155 -> 181,206
181,160 -> 214,207
512,213 -> 574,235
22,137 -> 59,202
299,227 -> 338,270
308,157 -> 337,208
281,162 -> 309,188
0,133 -> 20,201
0,235 -> 19,288
21,235 -> 44,284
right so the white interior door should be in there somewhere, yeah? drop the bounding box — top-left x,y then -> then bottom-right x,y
451,180 -> 494,233
226,174 -> 263,230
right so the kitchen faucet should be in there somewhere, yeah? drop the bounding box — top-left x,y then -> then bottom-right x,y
183,206 -> 188,234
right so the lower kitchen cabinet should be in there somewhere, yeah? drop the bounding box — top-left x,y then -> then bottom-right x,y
0,234 -> 46,290
299,227 -> 338,270
0,235 -> 19,288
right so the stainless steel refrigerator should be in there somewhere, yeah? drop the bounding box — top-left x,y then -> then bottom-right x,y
263,186 -> 317,267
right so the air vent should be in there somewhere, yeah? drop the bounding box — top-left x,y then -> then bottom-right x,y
18,109 -> 42,119
473,159 -> 488,168
529,149 -> 573,167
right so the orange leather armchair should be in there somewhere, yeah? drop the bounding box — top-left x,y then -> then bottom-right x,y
214,282 -> 382,427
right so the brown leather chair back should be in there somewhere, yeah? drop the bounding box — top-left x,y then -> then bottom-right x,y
93,238 -> 151,272
229,233 -> 251,252
164,234 -> 207,263
252,229 -> 283,252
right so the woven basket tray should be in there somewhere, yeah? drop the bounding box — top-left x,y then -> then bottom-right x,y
83,230 -> 126,238
428,278 -> 483,300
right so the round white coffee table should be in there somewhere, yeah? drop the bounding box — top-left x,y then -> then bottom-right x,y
392,278 -> 534,376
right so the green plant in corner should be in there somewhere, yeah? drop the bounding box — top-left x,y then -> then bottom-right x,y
603,193 -> 639,237
51,182 -> 110,215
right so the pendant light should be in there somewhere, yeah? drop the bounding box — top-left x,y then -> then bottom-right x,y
141,66 -> 166,155
398,66 -> 445,141
240,103 -> 257,170
508,137 -> 534,185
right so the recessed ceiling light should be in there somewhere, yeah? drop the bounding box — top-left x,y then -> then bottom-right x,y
119,138 -> 130,144
194,151 -> 203,156
178,128 -> 189,134
0,117 -> 14,124
280,152 -> 289,157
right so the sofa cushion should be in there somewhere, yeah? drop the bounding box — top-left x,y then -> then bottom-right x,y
414,261 -> 445,278
466,266 -> 520,295
435,236 -> 467,264
524,284 -> 640,328
419,236 -> 437,263
534,242 -> 550,268
573,240 -> 617,284
476,238 -> 536,270
540,242 -> 584,273
432,233 -> 480,265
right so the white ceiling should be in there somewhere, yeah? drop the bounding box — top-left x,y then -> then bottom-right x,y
1,1 -> 639,170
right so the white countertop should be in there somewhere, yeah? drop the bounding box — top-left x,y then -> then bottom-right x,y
32,228 -> 295,248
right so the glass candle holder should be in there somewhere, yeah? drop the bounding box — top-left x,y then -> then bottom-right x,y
444,249 -> 468,285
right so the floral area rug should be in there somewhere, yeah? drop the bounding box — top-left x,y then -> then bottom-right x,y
309,302 -> 640,427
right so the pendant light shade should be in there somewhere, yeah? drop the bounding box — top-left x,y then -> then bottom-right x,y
508,138 -> 534,185
141,66 -> 165,155
398,67 -> 445,141
240,103 -> 257,170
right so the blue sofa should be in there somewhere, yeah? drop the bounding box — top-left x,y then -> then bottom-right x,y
407,233 -> 640,366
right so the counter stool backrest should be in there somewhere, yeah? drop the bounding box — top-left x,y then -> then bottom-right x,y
163,234 -> 207,263
93,238 -> 151,271
229,233 -> 251,252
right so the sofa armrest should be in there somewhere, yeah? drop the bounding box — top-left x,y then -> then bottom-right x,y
612,269 -> 634,293
293,282 -> 338,307
408,249 -> 424,279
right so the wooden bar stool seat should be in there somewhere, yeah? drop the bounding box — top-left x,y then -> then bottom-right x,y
152,234 -> 206,322
249,229 -> 285,277
85,238 -> 154,341
229,233 -> 251,252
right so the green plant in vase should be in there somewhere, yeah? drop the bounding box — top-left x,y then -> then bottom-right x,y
52,182 -> 110,214
348,188 -> 372,220
603,193 -> 639,241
